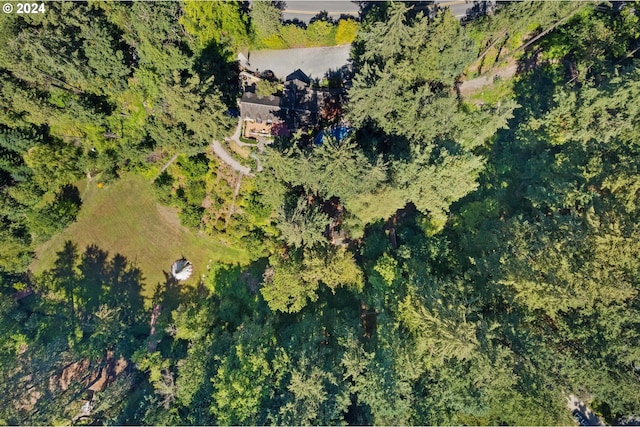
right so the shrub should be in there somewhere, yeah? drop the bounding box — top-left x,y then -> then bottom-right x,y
335,19 -> 359,45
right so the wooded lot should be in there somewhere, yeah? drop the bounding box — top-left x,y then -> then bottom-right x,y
1,1 -> 639,425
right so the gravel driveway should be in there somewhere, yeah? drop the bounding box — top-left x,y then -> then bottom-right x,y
245,45 -> 351,81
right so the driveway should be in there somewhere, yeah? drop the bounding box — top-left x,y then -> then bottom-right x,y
245,45 -> 351,81
211,140 -> 251,176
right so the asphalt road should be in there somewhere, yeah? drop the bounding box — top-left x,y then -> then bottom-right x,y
280,1 -> 472,23
435,0 -> 472,19
282,1 -> 360,23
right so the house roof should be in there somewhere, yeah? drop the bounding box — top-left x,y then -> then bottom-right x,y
286,69 -> 311,89
240,92 -> 283,122
293,90 -> 318,112
286,69 -> 311,84
241,91 -> 281,107
240,74 -> 324,127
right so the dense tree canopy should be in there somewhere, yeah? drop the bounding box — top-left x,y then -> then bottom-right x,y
1,1 -> 640,425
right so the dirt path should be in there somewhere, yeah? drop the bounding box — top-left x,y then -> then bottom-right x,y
147,304 -> 162,352
225,171 -> 244,225
458,62 -> 518,97
157,152 -> 179,176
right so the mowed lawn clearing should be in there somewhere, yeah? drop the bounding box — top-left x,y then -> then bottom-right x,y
31,174 -> 250,299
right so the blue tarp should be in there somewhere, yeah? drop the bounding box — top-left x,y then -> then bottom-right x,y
314,126 -> 352,145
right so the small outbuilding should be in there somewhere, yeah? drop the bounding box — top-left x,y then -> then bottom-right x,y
171,258 -> 193,281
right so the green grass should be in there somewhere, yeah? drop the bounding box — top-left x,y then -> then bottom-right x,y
227,140 -> 251,160
467,76 -> 515,105
31,174 -> 250,300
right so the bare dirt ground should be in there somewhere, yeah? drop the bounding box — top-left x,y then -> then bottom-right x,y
458,62 -> 518,97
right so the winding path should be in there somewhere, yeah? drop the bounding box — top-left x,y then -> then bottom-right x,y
211,140 -> 252,176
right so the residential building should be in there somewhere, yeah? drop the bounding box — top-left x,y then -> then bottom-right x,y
239,69 -> 324,139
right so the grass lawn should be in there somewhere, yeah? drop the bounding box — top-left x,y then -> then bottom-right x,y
31,174 -> 251,300
227,139 -> 252,160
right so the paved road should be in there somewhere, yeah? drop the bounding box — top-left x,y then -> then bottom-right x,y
282,1 -> 360,23
281,1 -> 470,22
435,0 -> 472,19
246,44 -> 351,80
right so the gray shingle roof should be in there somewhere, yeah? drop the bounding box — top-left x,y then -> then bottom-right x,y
286,69 -> 312,90
240,92 -> 283,123
240,75 -> 323,128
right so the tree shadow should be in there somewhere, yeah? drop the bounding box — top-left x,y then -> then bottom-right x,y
282,17 -> 307,29
357,1 -> 389,23
151,270 -> 182,315
309,10 -> 334,25
49,241 -> 146,356
353,122 -> 414,162
194,42 -> 241,108
461,1 -> 497,25
323,64 -> 353,89
208,263 -> 264,328
75,244 -> 145,316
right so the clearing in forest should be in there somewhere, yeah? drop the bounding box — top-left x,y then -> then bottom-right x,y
31,175 -> 250,299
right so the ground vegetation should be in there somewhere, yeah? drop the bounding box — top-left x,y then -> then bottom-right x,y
1,1 -> 639,425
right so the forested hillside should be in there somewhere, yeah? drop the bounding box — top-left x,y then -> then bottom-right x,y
1,1 -> 639,425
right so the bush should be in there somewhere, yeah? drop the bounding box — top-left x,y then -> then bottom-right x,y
279,24 -> 309,48
184,180 -> 207,206
179,205 -> 205,229
154,171 -> 174,204
261,33 -> 288,49
27,185 -> 82,241
255,80 -> 280,97
335,19 -> 359,45
306,20 -> 335,46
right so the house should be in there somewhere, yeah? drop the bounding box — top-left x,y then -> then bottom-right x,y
285,69 -> 311,90
239,92 -> 281,124
239,86 -> 285,138
239,69 -> 323,139
284,69 -> 319,130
